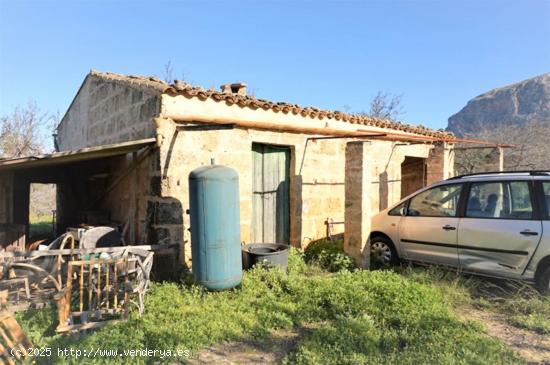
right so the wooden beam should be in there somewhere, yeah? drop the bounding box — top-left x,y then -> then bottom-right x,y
0,243 -> 179,259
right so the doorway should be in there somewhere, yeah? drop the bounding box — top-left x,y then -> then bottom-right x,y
401,157 -> 426,198
28,183 -> 57,242
252,143 -> 290,244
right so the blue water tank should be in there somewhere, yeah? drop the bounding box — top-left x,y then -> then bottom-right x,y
189,162 -> 242,290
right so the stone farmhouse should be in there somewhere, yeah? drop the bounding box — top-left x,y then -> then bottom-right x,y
0,70 -> 458,267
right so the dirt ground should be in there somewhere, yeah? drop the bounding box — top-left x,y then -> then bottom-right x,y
459,307 -> 550,365
189,328 -> 306,365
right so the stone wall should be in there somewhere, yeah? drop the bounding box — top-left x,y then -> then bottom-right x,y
57,74 -> 161,151
426,143 -> 454,184
343,141 -> 449,264
344,142 -> 371,267
52,76 -> 453,268
155,117 -> 442,266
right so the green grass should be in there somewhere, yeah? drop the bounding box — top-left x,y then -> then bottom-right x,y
28,215 -> 54,241
395,265 -> 550,335
474,281 -> 550,335
16,249 -> 523,365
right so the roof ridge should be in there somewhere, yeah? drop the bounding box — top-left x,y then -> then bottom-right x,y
90,70 -> 452,138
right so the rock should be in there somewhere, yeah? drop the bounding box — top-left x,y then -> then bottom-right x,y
447,73 -> 550,136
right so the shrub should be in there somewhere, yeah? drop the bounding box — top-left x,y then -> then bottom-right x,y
303,239 -> 355,272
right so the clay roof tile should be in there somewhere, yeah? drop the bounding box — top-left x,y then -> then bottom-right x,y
90,70 -> 453,138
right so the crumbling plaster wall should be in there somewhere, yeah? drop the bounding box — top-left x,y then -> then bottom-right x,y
56,75 -> 161,151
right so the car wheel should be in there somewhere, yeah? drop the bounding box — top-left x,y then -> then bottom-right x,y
370,236 -> 399,268
535,265 -> 550,296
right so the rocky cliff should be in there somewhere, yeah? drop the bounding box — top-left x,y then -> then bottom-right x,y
447,73 -> 550,135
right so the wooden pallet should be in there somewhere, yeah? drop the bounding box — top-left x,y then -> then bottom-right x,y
55,248 -> 153,333
0,313 -> 33,365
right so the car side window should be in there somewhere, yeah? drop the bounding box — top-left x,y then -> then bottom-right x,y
407,184 -> 462,217
466,181 -> 533,219
542,182 -> 550,219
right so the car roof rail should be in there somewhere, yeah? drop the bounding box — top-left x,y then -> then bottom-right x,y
448,170 -> 550,180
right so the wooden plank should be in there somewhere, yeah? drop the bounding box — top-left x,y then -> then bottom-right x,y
79,263 -> 84,312
276,146 -> 291,244
0,244 -> 177,259
1,315 -> 32,349
56,319 -> 120,333
252,143 -> 264,243
0,339 -> 16,365
96,261 -> 101,315
88,259 -> 93,312
105,260 -> 110,309
68,257 -> 138,266
69,308 -> 120,317
257,144 -> 291,244
263,145 -> 276,243
114,262 -> 118,309
0,326 -> 17,359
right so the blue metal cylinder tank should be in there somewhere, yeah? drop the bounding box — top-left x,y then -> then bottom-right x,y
189,162 -> 242,290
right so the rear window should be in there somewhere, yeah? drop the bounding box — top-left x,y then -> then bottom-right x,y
466,181 -> 533,220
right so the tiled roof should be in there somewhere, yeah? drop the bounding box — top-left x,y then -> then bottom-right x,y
90,70 -> 453,139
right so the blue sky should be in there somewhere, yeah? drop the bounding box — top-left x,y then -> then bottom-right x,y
0,0 -> 549,129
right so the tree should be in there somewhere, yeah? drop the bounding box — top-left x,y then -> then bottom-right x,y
453,120 -> 550,174
367,91 -> 404,120
161,60 -> 185,84
0,102 -> 55,158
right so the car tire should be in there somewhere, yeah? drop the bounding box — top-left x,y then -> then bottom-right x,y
535,265 -> 550,296
369,236 -> 399,268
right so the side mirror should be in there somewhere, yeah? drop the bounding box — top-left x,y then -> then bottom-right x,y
400,207 -> 407,216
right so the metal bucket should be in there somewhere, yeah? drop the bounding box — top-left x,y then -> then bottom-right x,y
241,243 -> 290,271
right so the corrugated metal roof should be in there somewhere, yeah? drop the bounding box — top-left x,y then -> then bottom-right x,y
0,138 -> 156,171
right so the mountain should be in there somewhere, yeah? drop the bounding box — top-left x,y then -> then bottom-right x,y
447,73 -> 550,136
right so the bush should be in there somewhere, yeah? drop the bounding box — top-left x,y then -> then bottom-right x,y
303,239 -> 355,272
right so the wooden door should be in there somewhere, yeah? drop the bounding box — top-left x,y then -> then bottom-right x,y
252,143 -> 290,244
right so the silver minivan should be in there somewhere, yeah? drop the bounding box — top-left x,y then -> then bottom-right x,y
369,171 -> 550,294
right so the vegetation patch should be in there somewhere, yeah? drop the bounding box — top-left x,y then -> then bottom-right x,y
303,239 -> 355,272
396,264 -> 550,337
16,248 -> 524,364
28,215 -> 55,241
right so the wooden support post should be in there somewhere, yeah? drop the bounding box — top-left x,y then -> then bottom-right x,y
497,147 -> 504,171
97,261 -> 101,318
79,263 -> 84,312
88,258 -> 93,312
105,262 -> 110,310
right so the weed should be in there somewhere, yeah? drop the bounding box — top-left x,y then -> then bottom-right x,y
303,239 -> 355,272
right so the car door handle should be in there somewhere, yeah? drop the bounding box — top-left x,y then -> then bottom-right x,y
442,225 -> 456,231
520,230 -> 538,236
